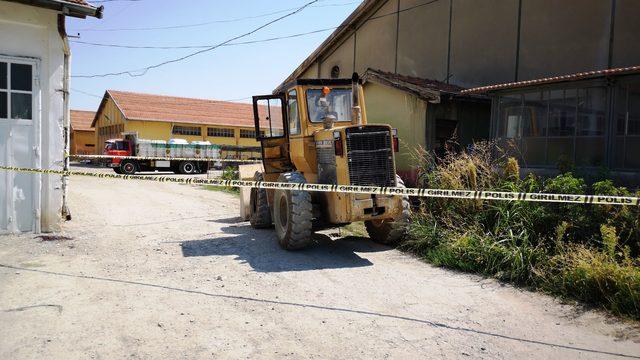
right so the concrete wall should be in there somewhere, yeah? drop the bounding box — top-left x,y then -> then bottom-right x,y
363,82 -> 427,181
292,0 -> 639,88
320,34 -> 355,78
517,0 -> 610,80
397,0 -> 449,80
94,97 -> 126,153
0,2 -> 65,232
611,0 -> 640,67
71,130 -> 95,155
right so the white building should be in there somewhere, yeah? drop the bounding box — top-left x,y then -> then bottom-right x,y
0,0 -> 102,233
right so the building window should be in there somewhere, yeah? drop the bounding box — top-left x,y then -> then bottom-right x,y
497,86 -> 607,168
239,129 -> 264,138
173,125 -> 201,136
207,127 -> 234,137
331,65 -> 340,79
288,89 -> 301,135
0,61 -> 33,120
614,80 -> 640,170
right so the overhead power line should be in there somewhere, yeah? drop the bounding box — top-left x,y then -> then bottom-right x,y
72,1 -> 359,32
72,0 -> 319,79
70,27 -> 337,49
73,0 -> 439,79
72,88 -> 104,98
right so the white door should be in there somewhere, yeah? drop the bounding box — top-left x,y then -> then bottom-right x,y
0,56 -> 40,233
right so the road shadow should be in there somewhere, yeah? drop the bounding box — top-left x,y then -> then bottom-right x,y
1,263 -> 636,359
179,224 -> 386,272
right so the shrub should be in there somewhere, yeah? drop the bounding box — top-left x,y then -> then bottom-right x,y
406,141 -> 640,319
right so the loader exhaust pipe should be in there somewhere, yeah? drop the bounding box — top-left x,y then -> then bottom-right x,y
351,72 -> 362,125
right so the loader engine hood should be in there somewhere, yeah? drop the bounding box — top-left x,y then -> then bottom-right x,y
315,124 -> 396,187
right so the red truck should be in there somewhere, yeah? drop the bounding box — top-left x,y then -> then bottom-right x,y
103,133 -> 220,175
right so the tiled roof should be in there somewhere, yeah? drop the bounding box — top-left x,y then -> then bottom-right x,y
97,90 -> 276,128
5,0 -> 103,18
462,65 -> 640,94
70,110 -> 95,131
362,68 -> 483,102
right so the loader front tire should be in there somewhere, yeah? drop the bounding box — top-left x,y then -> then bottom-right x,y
273,172 -> 313,250
249,172 -> 272,229
365,175 -> 410,245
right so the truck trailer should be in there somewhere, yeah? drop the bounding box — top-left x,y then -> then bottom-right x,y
103,133 -> 221,175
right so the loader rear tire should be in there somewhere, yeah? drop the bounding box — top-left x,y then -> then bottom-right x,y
249,172 -> 272,229
273,172 -> 313,250
365,175 -> 410,245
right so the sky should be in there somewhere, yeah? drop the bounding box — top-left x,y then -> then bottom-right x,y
67,0 -> 362,111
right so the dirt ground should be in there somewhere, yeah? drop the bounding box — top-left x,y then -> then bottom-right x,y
1,165 -> 639,359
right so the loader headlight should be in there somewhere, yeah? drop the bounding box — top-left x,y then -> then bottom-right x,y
392,128 -> 399,152
333,131 -> 344,156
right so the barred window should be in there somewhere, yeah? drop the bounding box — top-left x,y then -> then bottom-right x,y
173,125 -> 201,136
240,129 -> 265,138
208,127 -> 235,137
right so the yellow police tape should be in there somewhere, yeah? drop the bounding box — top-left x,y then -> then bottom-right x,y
68,154 -> 260,163
1,165 -> 638,206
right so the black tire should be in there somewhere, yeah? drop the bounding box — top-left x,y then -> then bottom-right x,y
273,172 -> 313,250
249,172 -> 272,229
365,175 -> 410,245
120,160 -> 138,175
113,167 -> 123,174
178,161 -> 196,174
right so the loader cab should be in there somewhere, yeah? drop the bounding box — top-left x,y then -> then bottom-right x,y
252,77 -> 364,182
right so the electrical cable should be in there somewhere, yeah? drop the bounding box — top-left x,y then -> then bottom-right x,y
70,27 -> 337,49
72,0 -> 440,79
72,0 -> 320,79
72,1 -> 359,32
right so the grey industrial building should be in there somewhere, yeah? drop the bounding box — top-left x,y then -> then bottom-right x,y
279,0 -> 640,181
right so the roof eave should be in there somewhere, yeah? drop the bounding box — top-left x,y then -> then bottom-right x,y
274,0 -> 381,92
462,65 -> 640,95
6,0 -> 103,18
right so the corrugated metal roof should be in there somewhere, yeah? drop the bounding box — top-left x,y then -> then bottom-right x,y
70,110 -> 95,131
92,90 -> 276,129
462,65 -> 640,94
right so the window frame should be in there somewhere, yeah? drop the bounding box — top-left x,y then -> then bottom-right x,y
172,125 -> 202,136
239,129 -> 263,138
287,89 -> 301,136
305,87 -> 353,124
494,80 -> 609,169
0,58 -> 36,123
612,77 -> 640,170
207,127 -> 235,138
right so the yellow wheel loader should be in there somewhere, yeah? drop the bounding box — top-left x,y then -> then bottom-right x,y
250,73 -> 410,250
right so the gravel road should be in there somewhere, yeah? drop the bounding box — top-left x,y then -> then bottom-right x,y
0,165 -> 639,359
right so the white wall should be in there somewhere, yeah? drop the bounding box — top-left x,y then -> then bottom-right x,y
0,2 -> 65,232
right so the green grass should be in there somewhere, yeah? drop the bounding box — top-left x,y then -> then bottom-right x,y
402,142 -> 640,320
202,184 -> 240,196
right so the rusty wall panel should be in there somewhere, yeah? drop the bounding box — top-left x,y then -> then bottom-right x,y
320,34 -> 355,78
449,0 -> 519,88
611,0 -> 640,67
397,0 -> 449,81
354,0 -> 397,74
518,0 -> 610,80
